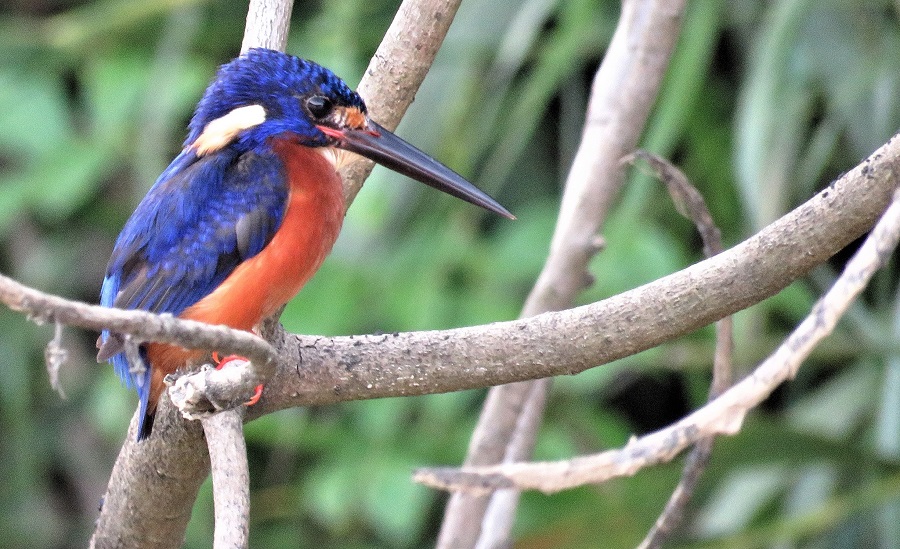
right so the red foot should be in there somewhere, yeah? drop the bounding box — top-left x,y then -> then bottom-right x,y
213,353 -> 264,406
245,384 -> 263,406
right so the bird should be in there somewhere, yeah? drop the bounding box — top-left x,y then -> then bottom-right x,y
97,48 -> 513,441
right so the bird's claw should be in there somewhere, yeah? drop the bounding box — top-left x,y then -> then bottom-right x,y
245,384 -> 263,406
213,352 -> 264,406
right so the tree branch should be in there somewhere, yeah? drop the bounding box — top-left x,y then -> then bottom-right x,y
245,132 -> 898,411
414,186 -> 900,494
0,274 -> 276,373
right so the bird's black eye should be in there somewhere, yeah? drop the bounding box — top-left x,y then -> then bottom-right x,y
306,96 -> 333,119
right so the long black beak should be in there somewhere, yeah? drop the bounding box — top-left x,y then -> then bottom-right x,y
320,120 -> 514,219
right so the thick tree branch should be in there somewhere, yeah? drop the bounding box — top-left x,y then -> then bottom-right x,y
440,2 -> 688,545
249,132 -> 898,411
89,410 -> 207,549
415,187 -> 900,494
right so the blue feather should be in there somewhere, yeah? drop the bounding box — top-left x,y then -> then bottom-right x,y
99,148 -> 288,411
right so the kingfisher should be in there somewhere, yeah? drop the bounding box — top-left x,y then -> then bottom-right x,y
97,48 -> 512,441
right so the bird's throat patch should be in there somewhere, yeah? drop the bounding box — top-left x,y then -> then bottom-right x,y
316,146 -> 350,171
192,105 -> 266,156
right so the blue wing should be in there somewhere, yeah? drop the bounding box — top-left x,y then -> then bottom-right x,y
98,147 -> 289,405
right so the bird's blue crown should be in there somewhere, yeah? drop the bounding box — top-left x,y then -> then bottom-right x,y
186,48 -> 366,150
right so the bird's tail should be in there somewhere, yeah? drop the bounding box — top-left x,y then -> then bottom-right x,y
136,377 -> 156,441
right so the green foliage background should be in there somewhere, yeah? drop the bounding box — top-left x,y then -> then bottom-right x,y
1,0 -> 899,547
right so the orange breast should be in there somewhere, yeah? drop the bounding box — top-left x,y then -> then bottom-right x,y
181,141 -> 345,329
147,141 -> 346,383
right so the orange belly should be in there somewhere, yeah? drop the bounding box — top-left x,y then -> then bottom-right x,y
146,141 -> 345,403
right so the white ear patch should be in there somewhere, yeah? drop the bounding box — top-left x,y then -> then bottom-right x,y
192,104 -> 266,156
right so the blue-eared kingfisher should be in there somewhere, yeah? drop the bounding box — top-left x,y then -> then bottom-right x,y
97,48 -> 512,441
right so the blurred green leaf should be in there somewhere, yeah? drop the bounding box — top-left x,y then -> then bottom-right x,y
0,69 -> 71,156
364,455 -> 431,546
695,464 -> 792,537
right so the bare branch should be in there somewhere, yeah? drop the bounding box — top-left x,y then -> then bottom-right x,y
89,411 -> 208,549
638,441 -> 714,549
0,271 -> 277,396
440,1 -> 688,545
414,188 -> 900,494
248,132 -> 898,410
240,0 -> 293,54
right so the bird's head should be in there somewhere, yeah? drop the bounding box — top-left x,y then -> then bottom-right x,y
185,48 -> 513,219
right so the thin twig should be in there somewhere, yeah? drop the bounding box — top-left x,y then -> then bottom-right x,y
415,188 -> 900,494
45,322 -> 67,399
624,151 -> 733,549
0,271 -> 276,405
439,1 -> 689,545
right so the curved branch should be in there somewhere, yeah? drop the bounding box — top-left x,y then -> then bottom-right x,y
626,152 -> 733,549
414,187 -> 900,493
0,272 -> 277,394
252,132 -> 899,413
